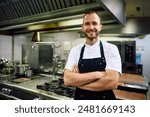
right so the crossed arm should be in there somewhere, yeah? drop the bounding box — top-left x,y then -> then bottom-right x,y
64,65 -> 120,91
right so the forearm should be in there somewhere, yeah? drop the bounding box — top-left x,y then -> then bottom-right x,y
64,69 -> 105,87
79,70 -> 120,91
79,78 -> 118,91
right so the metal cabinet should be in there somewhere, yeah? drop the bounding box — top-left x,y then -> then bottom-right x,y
22,44 -> 53,70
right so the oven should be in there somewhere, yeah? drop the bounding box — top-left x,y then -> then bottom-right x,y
108,41 -> 136,74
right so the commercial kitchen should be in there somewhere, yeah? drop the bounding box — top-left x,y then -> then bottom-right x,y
0,0 -> 150,100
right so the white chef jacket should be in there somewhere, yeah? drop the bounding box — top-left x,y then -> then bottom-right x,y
65,40 -> 122,74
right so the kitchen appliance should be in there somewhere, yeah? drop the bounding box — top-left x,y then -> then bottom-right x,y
0,82 -> 56,100
36,79 -> 75,98
108,41 -> 136,74
136,64 -> 143,75
22,43 -> 53,71
15,64 -> 30,77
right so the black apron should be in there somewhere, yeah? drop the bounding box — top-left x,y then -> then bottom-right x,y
74,41 -> 116,100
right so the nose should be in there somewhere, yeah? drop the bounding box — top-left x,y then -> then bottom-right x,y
89,24 -> 94,30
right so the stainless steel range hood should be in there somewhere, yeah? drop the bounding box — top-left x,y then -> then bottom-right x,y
0,0 -> 125,35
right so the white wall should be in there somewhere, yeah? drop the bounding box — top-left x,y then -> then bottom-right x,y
0,35 -> 12,60
135,35 -> 150,80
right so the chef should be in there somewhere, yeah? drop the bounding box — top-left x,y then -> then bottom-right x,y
64,11 -> 121,100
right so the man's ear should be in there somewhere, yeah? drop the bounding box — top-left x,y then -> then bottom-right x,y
81,24 -> 84,32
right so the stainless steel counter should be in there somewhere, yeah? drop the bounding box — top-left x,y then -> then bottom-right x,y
0,74 -> 72,100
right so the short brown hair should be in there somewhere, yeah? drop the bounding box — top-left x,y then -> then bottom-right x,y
83,11 -> 101,22
83,11 -> 100,18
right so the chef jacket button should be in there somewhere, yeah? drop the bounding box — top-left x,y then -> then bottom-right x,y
81,64 -> 83,66
100,63 -> 102,65
80,95 -> 83,98
103,96 -> 105,99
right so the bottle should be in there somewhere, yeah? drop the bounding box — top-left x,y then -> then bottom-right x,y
26,67 -> 32,78
136,53 -> 141,64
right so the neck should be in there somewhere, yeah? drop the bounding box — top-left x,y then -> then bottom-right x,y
86,38 -> 99,45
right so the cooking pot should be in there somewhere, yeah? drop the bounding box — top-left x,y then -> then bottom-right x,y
15,64 -> 30,76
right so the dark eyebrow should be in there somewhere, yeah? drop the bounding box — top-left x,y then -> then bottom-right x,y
84,21 -> 98,25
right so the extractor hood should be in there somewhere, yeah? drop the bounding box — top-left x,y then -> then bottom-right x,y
0,0 -> 125,35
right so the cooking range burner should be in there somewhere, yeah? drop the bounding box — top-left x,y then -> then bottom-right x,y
36,79 -> 75,98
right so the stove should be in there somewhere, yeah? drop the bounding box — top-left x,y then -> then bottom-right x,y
36,79 -> 75,98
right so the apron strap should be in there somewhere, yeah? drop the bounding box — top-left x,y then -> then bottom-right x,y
99,41 -> 105,58
79,45 -> 85,60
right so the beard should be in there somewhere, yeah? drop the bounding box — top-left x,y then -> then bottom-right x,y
84,29 -> 99,41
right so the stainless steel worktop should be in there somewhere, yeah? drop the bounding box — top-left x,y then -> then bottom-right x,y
0,74 -> 72,100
